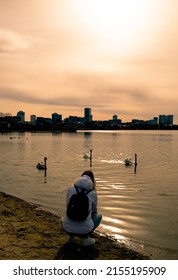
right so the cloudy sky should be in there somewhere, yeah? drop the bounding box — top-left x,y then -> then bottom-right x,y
0,0 -> 178,123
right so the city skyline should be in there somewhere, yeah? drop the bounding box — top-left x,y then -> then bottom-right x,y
1,108 -> 174,126
1,1 -> 178,123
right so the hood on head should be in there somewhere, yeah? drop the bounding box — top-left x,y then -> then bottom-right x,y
75,175 -> 93,191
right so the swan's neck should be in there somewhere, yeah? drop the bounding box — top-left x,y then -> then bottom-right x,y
90,150 -> 92,159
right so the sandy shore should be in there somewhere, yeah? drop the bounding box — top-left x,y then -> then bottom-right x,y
0,192 -> 150,260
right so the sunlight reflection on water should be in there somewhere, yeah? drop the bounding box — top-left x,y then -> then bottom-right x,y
0,130 -> 178,259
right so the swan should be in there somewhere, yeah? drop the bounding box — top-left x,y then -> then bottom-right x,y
124,154 -> 138,166
83,149 -> 92,160
37,157 -> 47,170
124,158 -> 133,166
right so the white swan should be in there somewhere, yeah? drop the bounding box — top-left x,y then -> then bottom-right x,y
37,157 -> 47,170
124,158 -> 133,166
124,154 -> 138,166
83,149 -> 92,160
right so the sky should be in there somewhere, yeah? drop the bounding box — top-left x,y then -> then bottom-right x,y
0,0 -> 178,123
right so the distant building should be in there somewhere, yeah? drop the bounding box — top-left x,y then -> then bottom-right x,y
113,115 -> 118,121
146,117 -> 158,125
17,111 -> 25,122
84,108 -> 92,123
132,119 -> 145,125
52,113 -> 62,124
159,115 -> 173,126
166,115 -> 173,125
153,117 -> 158,125
64,116 -> 84,125
110,114 -> 122,126
30,115 -> 37,125
36,117 -> 52,126
159,115 -> 166,125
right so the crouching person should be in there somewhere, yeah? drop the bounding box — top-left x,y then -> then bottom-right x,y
63,170 -> 102,246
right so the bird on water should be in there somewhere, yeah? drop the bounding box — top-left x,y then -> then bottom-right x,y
37,157 -> 47,170
83,149 -> 92,160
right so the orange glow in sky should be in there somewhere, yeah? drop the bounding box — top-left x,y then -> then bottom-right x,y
0,0 -> 178,122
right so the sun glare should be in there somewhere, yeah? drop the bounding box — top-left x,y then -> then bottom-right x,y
73,0 -> 163,54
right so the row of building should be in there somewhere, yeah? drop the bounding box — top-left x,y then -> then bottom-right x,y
16,109 -> 174,126
130,115 -> 174,127
16,108 -> 93,126
0,108 -> 175,131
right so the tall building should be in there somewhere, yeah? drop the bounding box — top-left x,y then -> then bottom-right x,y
52,113 -> 62,124
30,115 -> 37,125
84,108 -> 92,123
159,115 -> 166,125
17,111 -> 25,122
159,114 -> 173,126
166,115 -> 173,125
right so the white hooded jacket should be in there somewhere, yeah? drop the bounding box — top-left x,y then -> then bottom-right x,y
63,175 -> 98,235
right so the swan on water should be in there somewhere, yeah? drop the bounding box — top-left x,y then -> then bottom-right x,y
83,149 -> 92,160
124,158 -> 133,166
124,154 -> 138,166
37,157 -> 47,170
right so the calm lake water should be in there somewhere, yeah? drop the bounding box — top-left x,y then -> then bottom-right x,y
0,130 -> 178,259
